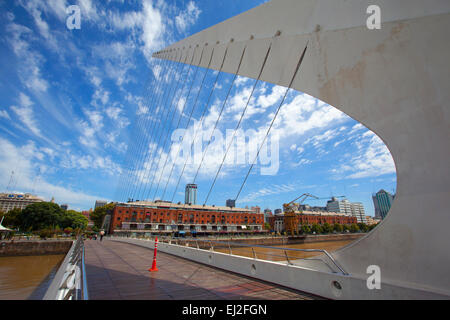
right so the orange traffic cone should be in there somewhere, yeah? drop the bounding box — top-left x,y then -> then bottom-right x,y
149,237 -> 159,272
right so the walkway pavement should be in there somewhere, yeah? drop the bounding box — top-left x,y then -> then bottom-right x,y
84,239 -> 322,300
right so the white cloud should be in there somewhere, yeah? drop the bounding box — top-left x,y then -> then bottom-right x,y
10,93 -> 42,137
175,1 -> 201,33
332,134 -> 396,179
6,23 -> 49,92
0,110 -> 11,120
0,137 -> 104,209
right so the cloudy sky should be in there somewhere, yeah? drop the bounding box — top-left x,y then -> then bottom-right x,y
0,0 -> 396,213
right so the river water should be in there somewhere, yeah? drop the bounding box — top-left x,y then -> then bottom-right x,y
0,254 -> 65,300
215,240 -> 353,261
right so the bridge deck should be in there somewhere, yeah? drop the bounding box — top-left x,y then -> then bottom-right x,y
84,239 -> 322,300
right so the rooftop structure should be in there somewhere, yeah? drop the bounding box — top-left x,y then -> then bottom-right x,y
0,193 -> 44,212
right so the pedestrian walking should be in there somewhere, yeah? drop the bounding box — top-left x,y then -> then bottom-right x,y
100,230 -> 105,241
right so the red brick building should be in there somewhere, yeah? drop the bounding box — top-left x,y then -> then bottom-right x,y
268,210 -> 357,232
109,201 -> 265,235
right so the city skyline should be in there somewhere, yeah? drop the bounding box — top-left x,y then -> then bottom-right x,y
0,0 -> 396,214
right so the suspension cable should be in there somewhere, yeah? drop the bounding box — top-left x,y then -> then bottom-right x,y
132,50 -> 187,200
159,46 -> 216,201
170,46 -> 229,204
203,43 -> 273,205
150,46 -> 206,200
117,56 -> 170,202
192,45 -> 247,187
234,44 -> 308,203
126,52 -> 182,201
141,47 -> 198,200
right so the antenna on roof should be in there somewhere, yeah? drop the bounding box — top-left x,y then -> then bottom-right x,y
6,171 -> 14,192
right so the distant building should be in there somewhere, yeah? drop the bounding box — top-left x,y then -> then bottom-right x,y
366,216 -> 381,226
109,201 -> 265,235
60,204 -> 68,210
251,206 -> 261,214
299,204 -> 327,212
81,209 -> 94,227
326,197 -> 366,223
268,210 -> 357,232
185,184 -> 197,205
226,199 -> 236,208
263,209 -> 273,223
0,193 -> 44,212
274,208 -> 283,215
351,202 -> 367,224
372,189 -> 395,219
95,200 -> 107,209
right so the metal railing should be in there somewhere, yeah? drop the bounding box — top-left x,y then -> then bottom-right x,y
114,235 -> 348,275
43,236 -> 89,300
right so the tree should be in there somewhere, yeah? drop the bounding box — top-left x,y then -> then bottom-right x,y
61,210 -> 88,230
333,223 -> 343,233
90,203 -> 116,229
300,224 -> 311,234
311,224 -> 322,234
358,223 -> 369,233
2,208 -> 22,228
264,222 -> 271,231
20,202 -> 64,231
350,223 -> 360,233
322,222 -> 332,234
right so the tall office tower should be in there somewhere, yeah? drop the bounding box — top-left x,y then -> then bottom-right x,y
326,197 -> 352,214
185,184 -> 197,205
350,202 -> 367,224
226,199 -> 236,208
327,197 -> 366,223
95,200 -> 107,209
372,189 -> 395,219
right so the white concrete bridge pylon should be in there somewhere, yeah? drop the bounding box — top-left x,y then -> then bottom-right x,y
152,0 -> 450,299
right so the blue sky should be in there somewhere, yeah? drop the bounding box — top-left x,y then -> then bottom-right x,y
0,0 -> 396,214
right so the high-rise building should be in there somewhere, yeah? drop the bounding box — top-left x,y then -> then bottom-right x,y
327,197 -> 367,223
95,200 -> 107,209
263,209 -> 273,223
274,208 -> 283,215
226,199 -> 235,208
327,197 -> 352,215
0,193 -> 44,212
60,204 -> 68,210
185,184 -> 197,205
350,202 -> 367,224
372,189 -> 395,219
251,206 -> 261,214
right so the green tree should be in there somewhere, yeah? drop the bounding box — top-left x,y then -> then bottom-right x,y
2,208 -> 23,228
61,210 -> 89,230
264,222 -> 271,231
358,223 -> 369,233
311,224 -> 322,234
90,203 -> 116,229
343,224 -> 350,232
300,224 -> 311,234
20,202 -> 64,231
333,223 -> 343,233
350,223 -> 360,233
322,222 -> 332,234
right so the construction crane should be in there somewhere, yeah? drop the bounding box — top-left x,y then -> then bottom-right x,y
283,193 -> 319,236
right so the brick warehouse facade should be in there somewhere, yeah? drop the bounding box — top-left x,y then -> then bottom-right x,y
268,210 -> 357,232
109,201 -> 266,235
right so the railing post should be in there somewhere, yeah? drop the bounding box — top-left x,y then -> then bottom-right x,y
252,248 -> 257,259
284,250 -> 292,265
228,241 -> 232,255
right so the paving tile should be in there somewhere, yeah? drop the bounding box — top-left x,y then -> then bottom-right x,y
84,240 -> 321,300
